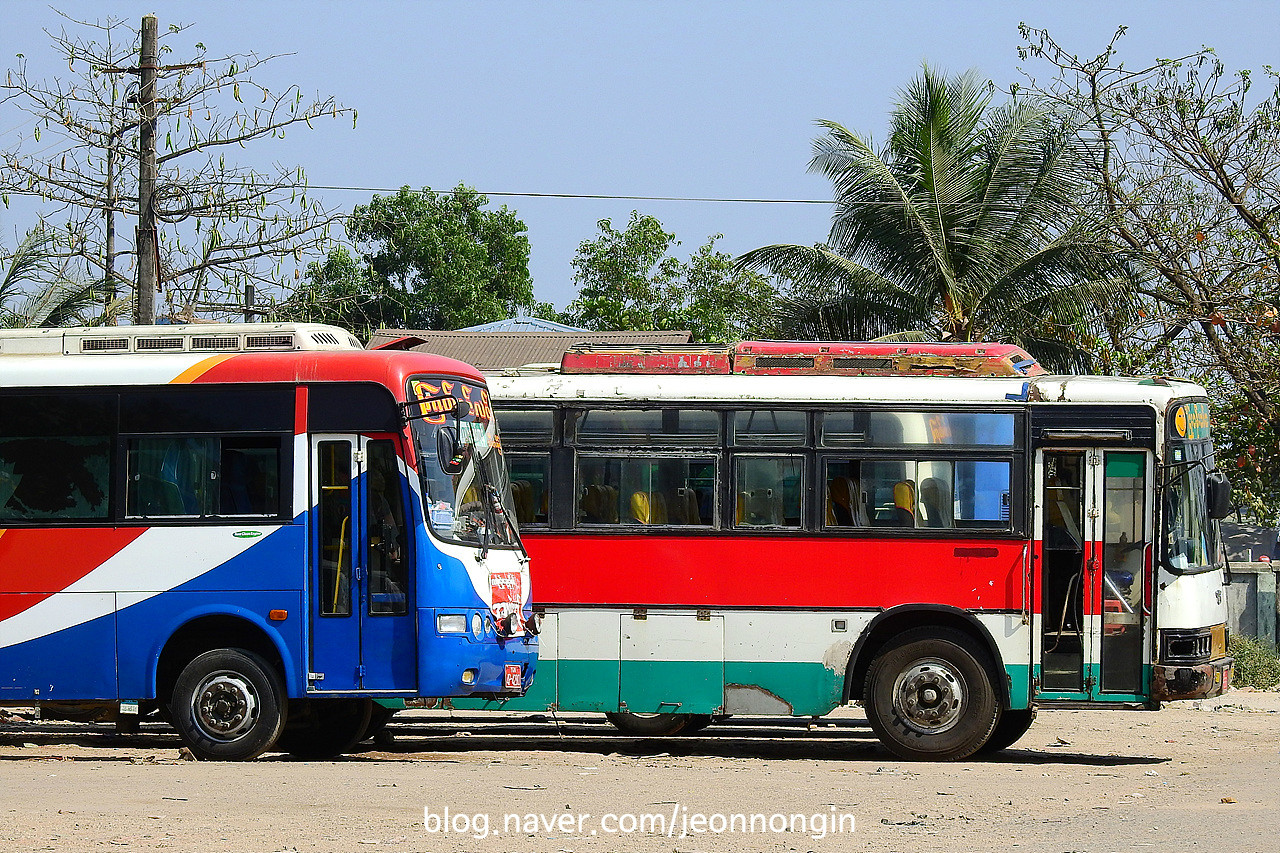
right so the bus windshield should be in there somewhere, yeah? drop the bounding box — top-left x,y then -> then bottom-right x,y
407,377 -> 521,549
1162,438 -> 1220,573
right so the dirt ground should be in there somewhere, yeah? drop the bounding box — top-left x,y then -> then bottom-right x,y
1,691 -> 1277,853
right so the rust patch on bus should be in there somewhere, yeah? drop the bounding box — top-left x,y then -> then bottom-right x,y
725,683 -> 794,715
822,640 -> 854,673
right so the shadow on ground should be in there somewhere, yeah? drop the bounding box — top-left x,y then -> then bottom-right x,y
0,713 -> 1169,767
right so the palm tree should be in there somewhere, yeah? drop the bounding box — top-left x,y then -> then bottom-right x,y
1,226 -> 121,328
741,67 -> 1128,372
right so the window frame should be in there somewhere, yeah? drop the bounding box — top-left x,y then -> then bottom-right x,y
573,450 -> 720,530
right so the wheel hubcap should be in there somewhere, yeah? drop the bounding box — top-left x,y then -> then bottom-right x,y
893,657 -> 964,735
192,671 -> 260,741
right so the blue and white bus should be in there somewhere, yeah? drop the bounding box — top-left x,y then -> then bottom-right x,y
0,323 -> 535,759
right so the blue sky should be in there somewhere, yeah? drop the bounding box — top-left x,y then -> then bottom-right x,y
3,1 -> 1277,310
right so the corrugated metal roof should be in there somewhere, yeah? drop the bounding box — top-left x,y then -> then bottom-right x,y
458,317 -> 590,333
366,328 -> 693,370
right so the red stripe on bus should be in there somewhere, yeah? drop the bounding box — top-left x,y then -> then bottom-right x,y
524,533 -> 1026,610
0,528 -> 146,617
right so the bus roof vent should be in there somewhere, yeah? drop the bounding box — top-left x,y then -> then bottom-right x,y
245,333 -> 294,350
135,336 -> 183,351
80,336 -> 130,352
191,335 -> 241,351
0,323 -> 364,356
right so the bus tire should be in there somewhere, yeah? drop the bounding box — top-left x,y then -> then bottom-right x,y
863,627 -> 1000,761
361,704 -> 397,742
604,711 -> 691,736
675,714 -> 717,734
276,698 -> 373,759
170,648 -> 286,762
977,707 -> 1037,753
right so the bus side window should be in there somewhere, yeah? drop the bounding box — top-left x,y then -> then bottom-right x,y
0,393 -> 114,523
126,437 -> 217,517
736,456 -> 803,528
577,457 -> 715,527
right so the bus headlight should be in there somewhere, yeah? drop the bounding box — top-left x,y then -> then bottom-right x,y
437,614 -> 467,633
471,612 -> 483,639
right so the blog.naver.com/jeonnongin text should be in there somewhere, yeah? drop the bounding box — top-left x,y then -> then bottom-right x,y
424,804 -> 856,841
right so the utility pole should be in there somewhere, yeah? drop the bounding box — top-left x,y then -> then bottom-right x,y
136,13 -> 158,325
102,15 -> 201,325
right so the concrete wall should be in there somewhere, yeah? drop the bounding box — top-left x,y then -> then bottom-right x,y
1226,562 -> 1278,646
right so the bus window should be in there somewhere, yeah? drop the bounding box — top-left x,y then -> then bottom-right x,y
0,393 -> 114,522
577,457 -> 715,526
496,409 -> 555,446
732,410 -> 807,447
734,456 -> 803,528
125,436 -> 284,519
318,440 -> 352,616
822,411 -> 1015,447
825,458 -> 1012,530
366,440 -> 408,616
126,437 -> 217,517
572,409 -> 720,446
220,438 -> 281,516
508,456 -> 550,526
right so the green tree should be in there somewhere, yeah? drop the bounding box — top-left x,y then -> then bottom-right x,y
739,66 -> 1127,372
561,211 -> 779,342
1,225 -> 123,327
275,185 -> 534,337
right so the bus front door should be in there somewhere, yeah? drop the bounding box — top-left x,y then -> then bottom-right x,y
1037,449 -> 1150,700
309,435 -> 417,694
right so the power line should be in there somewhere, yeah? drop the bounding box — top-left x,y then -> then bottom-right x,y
303,184 -> 835,205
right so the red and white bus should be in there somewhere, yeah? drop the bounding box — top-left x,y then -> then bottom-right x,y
0,323 -> 535,759
478,341 -> 1233,760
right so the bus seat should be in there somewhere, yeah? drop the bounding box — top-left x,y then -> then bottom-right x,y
830,476 -> 866,527
749,487 -> 784,525
630,490 -> 667,524
512,479 -> 535,523
919,476 -> 952,528
737,491 -> 750,525
893,479 -> 917,527
675,487 -> 701,525
665,489 -> 686,525
137,473 -> 185,516
602,485 -> 619,523
581,484 -> 609,523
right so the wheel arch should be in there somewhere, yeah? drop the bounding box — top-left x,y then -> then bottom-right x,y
842,605 -> 1009,706
153,609 -> 295,706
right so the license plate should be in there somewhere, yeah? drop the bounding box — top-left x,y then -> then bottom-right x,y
504,663 -> 522,690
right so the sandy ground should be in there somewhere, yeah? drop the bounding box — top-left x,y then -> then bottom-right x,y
1,691 -> 1277,853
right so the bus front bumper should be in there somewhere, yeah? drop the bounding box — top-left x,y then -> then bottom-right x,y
1152,657 -> 1233,701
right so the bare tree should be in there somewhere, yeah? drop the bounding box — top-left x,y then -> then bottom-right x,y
0,11 -> 354,322
1017,26 -> 1280,420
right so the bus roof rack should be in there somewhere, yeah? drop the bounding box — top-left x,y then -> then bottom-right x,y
559,341 -> 1045,377
0,322 -> 364,356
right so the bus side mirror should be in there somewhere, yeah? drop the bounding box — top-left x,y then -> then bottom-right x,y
1206,470 -> 1232,519
437,426 -> 465,475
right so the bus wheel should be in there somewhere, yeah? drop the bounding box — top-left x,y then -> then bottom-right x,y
361,704 -> 398,743
604,711 -> 692,736
977,707 -> 1037,753
170,649 -> 286,761
863,627 -> 1000,761
676,714 -> 719,735
277,699 -> 373,759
